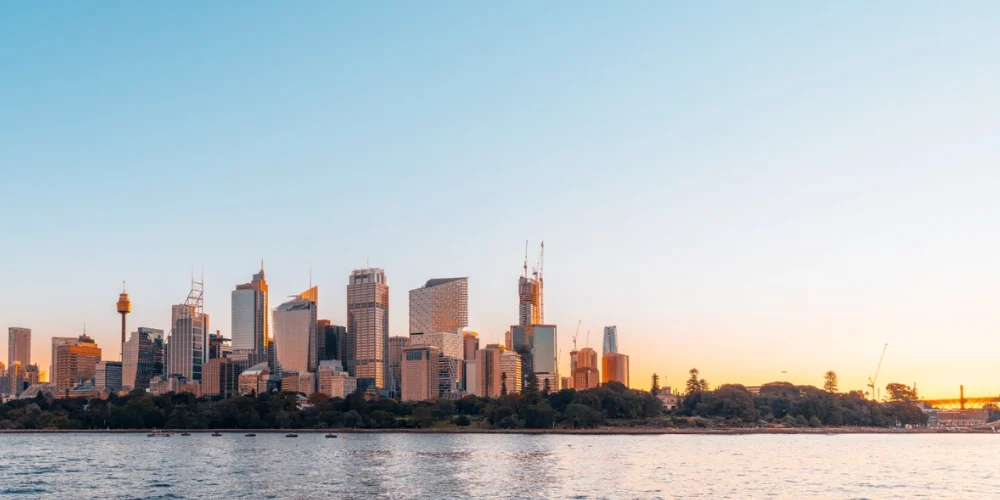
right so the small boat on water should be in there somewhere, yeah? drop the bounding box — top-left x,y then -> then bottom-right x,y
147,429 -> 171,437
211,432 -> 222,437
325,434 -> 338,439
181,433 -> 191,436
245,433 -> 256,437
285,433 -> 299,438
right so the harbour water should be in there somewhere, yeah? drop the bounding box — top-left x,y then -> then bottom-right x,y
0,433 -> 997,498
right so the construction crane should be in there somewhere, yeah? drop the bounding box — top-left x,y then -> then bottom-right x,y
538,241 -> 544,322
867,343 -> 888,401
586,330 -> 591,348
572,320 -> 581,351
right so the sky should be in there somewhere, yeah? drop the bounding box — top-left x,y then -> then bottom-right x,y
2,3 -> 999,400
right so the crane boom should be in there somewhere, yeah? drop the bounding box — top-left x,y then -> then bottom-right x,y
572,320 -> 581,351
867,343 -> 888,400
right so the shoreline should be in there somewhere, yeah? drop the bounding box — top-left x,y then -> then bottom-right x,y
0,427 -> 994,435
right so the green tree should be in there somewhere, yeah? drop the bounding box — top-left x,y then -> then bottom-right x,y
686,368 -> 701,395
651,373 -> 660,396
412,407 -> 434,428
823,371 -> 838,393
885,383 -> 918,402
500,372 -> 508,396
452,414 -> 472,427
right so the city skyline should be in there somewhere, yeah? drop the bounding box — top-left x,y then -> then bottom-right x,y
4,3 -> 1000,400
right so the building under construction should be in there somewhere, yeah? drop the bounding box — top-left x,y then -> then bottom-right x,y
518,241 -> 544,327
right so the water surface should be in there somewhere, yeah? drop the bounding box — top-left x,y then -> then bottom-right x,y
0,433 -> 995,498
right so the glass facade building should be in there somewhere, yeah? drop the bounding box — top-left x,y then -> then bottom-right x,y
603,326 -> 619,356
231,266 -> 269,366
123,327 -> 164,391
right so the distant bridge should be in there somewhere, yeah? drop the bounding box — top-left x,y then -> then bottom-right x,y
919,385 -> 1000,410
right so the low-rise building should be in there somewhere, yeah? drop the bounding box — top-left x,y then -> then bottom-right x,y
317,360 -> 357,398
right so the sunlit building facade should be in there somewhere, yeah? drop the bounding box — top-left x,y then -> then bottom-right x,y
499,350 -> 522,395
408,277 -> 469,335
347,268 -> 389,391
573,347 -> 600,390
401,344 -> 440,402
202,357 -> 241,398
95,361 -> 123,394
601,352 -> 630,387
317,360 -> 357,398
274,287 -> 319,375
238,363 -> 270,396
54,334 -> 102,391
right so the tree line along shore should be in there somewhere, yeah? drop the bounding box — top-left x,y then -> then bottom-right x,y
0,370 -> 961,432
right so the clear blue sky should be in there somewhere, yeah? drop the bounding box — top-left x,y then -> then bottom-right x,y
2,3 -> 999,398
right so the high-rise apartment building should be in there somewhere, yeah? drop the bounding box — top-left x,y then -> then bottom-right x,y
518,275 -> 541,327
274,286 -> 319,374
572,347 -> 600,390
123,327 -> 164,391
388,336 -> 408,398
232,265 -> 269,365
54,334 -> 102,391
166,280 -> 209,382
95,361 -> 123,393
602,326 -> 618,356
7,327 -> 31,395
409,278 -> 469,335
401,344 -> 441,402
510,324 -> 557,376
347,268 -> 389,391
602,352 -> 630,387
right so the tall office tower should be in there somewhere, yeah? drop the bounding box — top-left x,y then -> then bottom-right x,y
409,331 -> 463,396
123,327 -> 164,391
116,282 -> 131,361
462,332 -> 479,393
388,336 -> 409,398
232,264 -> 269,366
401,344 -> 441,402
567,349 -> 579,389
54,333 -> 102,391
602,326 -> 618,356
408,277 -> 469,335
95,361 -> 123,393
572,347 -> 600,390
7,327 -> 31,395
474,344 -> 502,397
517,242 -> 545,326
166,279 -> 209,382
347,268 -> 389,391
274,286 -> 319,374
601,352 -> 630,387
50,337 -> 76,387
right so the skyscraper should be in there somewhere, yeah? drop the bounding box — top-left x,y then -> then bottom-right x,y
232,264 -> 268,365
408,277 -> 469,335
347,268 -> 389,391
123,327 -> 164,391
54,333 -> 102,391
166,279 -> 209,382
274,286 -> 319,374
602,326 -> 618,356
7,327 -> 30,395
601,352 -> 630,387
409,331 -> 463,396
